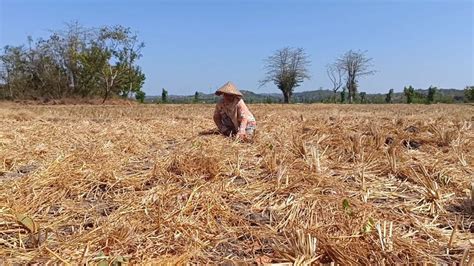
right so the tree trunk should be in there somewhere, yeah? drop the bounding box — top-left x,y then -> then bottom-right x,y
68,71 -> 75,92
3,68 -> 13,99
283,92 -> 290,103
102,88 -> 109,104
348,77 -> 356,104
102,66 -> 118,104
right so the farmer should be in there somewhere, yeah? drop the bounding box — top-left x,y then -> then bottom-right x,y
213,81 -> 256,140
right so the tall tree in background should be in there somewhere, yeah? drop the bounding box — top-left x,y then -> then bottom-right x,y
161,88 -> 168,103
340,87 -> 347,103
327,63 -> 343,103
56,22 -> 90,93
135,90 -> 145,103
464,86 -> 474,102
0,45 -> 29,99
100,26 -> 145,98
427,86 -> 437,104
360,92 -> 367,103
336,50 -> 375,104
76,42 -> 109,97
194,91 -> 199,103
260,47 -> 310,103
385,89 -> 394,103
404,86 -> 415,104
97,25 -> 145,103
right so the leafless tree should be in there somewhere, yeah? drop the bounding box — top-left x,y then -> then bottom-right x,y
336,50 -> 375,103
326,63 -> 343,103
260,47 -> 310,103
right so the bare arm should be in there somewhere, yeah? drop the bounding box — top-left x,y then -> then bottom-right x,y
238,117 -> 248,135
237,100 -> 249,136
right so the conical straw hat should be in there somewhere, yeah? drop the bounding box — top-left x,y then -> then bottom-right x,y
215,81 -> 243,97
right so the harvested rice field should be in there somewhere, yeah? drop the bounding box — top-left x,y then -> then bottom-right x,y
0,103 -> 473,264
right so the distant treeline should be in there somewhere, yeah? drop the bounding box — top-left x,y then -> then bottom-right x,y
147,86 -> 474,104
1,22 -> 473,105
0,22 -> 146,103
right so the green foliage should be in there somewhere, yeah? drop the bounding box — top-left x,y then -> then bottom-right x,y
140,88 -> 465,105
94,251 -> 128,266
359,92 -> 367,103
362,217 -> 375,234
0,22 -> 145,102
404,85 -> 415,104
342,198 -> 350,211
135,90 -> 145,103
342,198 -> 353,216
193,91 -> 199,103
117,66 -> 146,98
77,43 -> 110,97
161,88 -> 168,103
438,95 -> 454,103
340,87 -> 347,103
385,89 -> 394,103
427,86 -> 437,104
265,97 -> 274,104
465,86 -> 474,102
403,86 -> 429,104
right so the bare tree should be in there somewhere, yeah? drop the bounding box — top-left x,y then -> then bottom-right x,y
260,47 -> 310,103
336,50 -> 375,103
326,63 -> 343,103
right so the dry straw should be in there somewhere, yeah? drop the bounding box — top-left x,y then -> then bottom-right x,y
0,103 -> 473,264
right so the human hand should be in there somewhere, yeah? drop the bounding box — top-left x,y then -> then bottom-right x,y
236,131 -> 247,141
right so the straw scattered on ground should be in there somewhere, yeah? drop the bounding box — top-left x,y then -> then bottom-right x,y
1,103 -> 473,264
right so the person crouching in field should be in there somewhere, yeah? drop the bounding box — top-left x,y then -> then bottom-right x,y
213,82 -> 256,141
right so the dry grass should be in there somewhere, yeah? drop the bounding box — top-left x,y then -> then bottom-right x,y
0,103 -> 473,264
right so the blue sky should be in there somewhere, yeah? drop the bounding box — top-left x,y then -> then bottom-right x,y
1,0 -> 473,95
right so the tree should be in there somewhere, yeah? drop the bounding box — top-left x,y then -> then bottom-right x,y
404,85 -> 415,104
340,86 -> 347,103
427,86 -> 437,104
327,63 -> 343,103
42,22 -> 88,94
0,45 -> 29,99
97,25 -> 144,103
76,42 -> 109,97
0,22 -> 145,102
161,88 -> 168,103
260,47 -> 310,103
100,63 -> 120,103
193,91 -> 199,103
465,86 -> 474,102
116,65 -> 145,98
360,92 -> 367,103
385,89 -> 394,103
135,90 -> 145,103
336,50 -> 375,104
